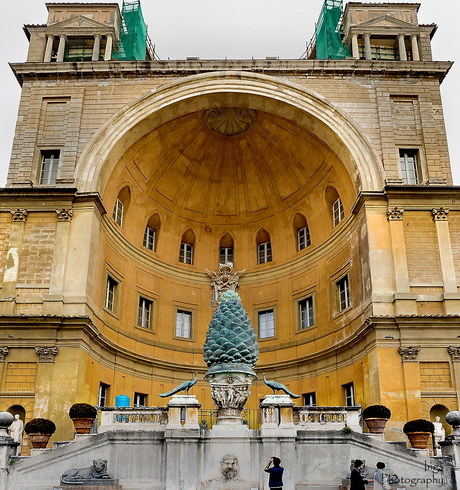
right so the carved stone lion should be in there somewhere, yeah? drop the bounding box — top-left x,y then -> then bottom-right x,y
60,459 -> 111,484
221,455 -> 238,480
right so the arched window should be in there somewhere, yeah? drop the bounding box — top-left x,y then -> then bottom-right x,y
143,214 -> 161,252
219,233 -> 234,266
256,228 -> 272,264
325,186 -> 344,227
293,213 -> 310,251
179,229 -> 195,265
112,187 -> 130,227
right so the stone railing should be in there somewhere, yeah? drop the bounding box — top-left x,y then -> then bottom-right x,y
98,407 -> 169,433
293,406 -> 362,432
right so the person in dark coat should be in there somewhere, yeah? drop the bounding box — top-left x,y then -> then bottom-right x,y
264,456 -> 284,488
350,460 -> 374,490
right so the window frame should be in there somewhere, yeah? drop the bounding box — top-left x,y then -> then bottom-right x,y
105,274 -> 119,313
179,242 -> 194,265
257,307 -> 276,340
143,225 -> 156,251
297,225 -> 311,251
98,382 -> 109,407
113,198 -> 124,227
134,392 -> 147,407
303,392 -> 317,407
337,274 -> 350,312
343,382 -> 355,407
298,295 -> 315,331
399,149 -> 420,185
137,295 -> 153,330
332,197 -> 344,227
258,241 -> 272,265
39,150 -> 60,185
174,306 -> 196,341
219,247 -> 234,266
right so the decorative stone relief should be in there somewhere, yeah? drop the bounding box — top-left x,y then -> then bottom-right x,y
386,207 -> 404,221
204,108 -> 256,136
35,346 -> 58,363
432,207 -> 449,221
206,264 -> 245,305
0,347 -> 8,362
221,455 -> 239,480
56,208 -> 73,221
448,346 -> 460,362
398,346 -> 421,362
10,209 -> 28,222
60,459 -> 119,485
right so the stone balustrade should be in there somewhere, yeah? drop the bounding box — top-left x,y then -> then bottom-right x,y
293,406 -> 362,432
98,407 -> 168,433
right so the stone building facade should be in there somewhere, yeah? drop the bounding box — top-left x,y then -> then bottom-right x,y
1,1 -> 457,449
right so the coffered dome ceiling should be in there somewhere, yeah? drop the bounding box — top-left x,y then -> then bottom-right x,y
107,108 -> 353,225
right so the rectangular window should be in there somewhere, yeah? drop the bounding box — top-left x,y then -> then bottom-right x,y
105,275 -> 118,312
40,150 -> 60,185
138,296 -> 152,329
179,243 -> 193,265
333,198 -> 344,227
258,242 -> 272,264
259,309 -> 275,338
176,310 -> 192,338
303,392 -> 316,407
219,247 -> 234,266
337,275 -> 350,311
299,296 -> 314,329
343,383 -> 355,407
143,226 -> 155,251
298,226 -> 311,251
134,392 -> 147,407
400,150 -> 419,184
98,383 -> 109,407
113,198 -> 124,227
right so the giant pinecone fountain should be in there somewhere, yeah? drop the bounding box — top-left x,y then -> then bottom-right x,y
203,290 -> 259,425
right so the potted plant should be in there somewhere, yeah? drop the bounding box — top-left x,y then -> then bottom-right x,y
362,405 -> 391,434
24,418 -> 56,448
403,419 -> 434,449
69,403 -> 97,434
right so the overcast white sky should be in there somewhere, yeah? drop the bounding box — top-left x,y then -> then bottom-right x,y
1,0 -> 458,185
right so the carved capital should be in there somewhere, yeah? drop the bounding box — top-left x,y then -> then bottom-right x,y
11,209 -> 28,222
0,347 -> 8,362
35,346 -> 58,363
448,346 -> 460,362
432,207 -> 449,221
387,207 -> 404,221
56,208 -> 73,221
399,346 -> 421,362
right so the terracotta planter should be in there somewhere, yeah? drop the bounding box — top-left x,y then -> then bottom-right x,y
364,417 -> 388,434
406,431 -> 431,449
28,433 -> 51,448
71,417 -> 95,434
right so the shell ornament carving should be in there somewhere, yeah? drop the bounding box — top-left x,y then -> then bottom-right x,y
204,108 -> 256,136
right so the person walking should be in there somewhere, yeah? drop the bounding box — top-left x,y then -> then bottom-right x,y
374,462 -> 391,490
264,456 -> 284,489
350,460 -> 373,490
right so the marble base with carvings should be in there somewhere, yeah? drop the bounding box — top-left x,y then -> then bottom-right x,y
54,484 -> 121,489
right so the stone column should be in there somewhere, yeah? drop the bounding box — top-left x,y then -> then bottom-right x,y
105,34 -> 113,61
351,33 -> 359,59
56,34 -> 66,62
398,34 -> 407,61
411,34 -> 420,61
387,208 -> 417,314
363,33 -> 372,60
432,208 -> 459,313
448,347 -> 460,402
260,395 -> 296,438
43,34 -> 54,62
33,347 -> 58,418
92,34 -> 101,62
399,346 -> 422,420
44,209 -> 73,315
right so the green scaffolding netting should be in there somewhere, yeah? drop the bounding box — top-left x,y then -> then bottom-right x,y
315,0 -> 350,60
113,0 -> 147,61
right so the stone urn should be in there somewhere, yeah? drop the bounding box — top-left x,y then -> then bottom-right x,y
24,418 -> 56,449
362,405 -> 391,434
203,291 -> 258,426
69,403 -> 97,434
403,419 -> 434,449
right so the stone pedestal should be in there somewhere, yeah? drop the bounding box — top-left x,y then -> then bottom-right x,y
53,486 -> 121,490
166,394 -> 200,429
260,394 -> 295,428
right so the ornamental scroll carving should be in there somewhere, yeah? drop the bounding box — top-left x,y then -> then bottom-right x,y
206,264 -> 245,306
432,208 -> 449,221
398,346 -> 421,362
56,208 -> 73,221
0,347 -> 8,362
387,207 -> 404,221
35,346 -> 58,363
11,209 -> 28,222
448,346 -> 460,362
204,108 -> 256,136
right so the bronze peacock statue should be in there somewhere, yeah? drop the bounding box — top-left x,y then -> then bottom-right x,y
263,373 -> 300,398
158,372 -> 198,398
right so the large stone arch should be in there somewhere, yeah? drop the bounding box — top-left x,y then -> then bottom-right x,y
75,71 -> 385,194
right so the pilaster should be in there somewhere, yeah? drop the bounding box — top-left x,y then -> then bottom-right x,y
399,346 -> 422,420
